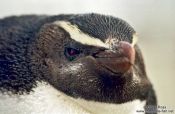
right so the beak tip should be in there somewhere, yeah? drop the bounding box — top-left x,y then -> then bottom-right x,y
119,41 -> 135,64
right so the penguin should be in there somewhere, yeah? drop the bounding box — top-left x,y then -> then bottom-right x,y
0,13 -> 157,114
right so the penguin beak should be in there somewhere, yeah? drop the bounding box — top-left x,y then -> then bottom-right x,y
94,41 -> 135,74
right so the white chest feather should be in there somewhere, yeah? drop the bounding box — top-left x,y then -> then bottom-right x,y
0,82 -> 146,114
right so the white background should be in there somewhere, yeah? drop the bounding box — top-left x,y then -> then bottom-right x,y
0,0 -> 175,111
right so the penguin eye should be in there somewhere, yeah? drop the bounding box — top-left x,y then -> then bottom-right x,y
64,47 -> 80,61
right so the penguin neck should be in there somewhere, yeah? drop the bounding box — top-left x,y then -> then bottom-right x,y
70,96 -> 146,114
0,82 -> 90,114
0,82 -> 146,114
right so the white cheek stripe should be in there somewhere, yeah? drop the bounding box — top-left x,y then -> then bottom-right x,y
54,21 -> 138,48
54,21 -> 110,49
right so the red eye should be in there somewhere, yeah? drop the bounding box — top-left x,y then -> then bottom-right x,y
67,48 -> 80,56
64,47 -> 80,61
68,48 -> 76,56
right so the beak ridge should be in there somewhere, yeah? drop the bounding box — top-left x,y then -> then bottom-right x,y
94,41 -> 135,74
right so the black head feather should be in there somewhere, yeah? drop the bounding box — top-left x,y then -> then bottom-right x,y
0,14 -> 156,106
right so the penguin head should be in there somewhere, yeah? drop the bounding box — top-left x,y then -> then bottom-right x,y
31,13 -> 149,103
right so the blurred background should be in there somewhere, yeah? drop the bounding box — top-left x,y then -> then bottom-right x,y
0,0 -> 174,112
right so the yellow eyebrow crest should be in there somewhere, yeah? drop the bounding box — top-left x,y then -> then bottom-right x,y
54,21 -> 109,49
54,21 -> 138,48
131,33 -> 138,47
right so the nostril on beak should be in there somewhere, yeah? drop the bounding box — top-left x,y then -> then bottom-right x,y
94,41 -> 135,74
